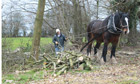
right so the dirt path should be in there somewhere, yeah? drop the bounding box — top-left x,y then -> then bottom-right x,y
30,46 -> 140,84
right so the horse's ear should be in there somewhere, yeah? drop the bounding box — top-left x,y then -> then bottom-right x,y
126,13 -> 129,17
118,12 -> 123,18
116,10 -> 119,13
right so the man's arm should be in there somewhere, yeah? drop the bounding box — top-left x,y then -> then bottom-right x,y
52,35 -> 58,44
62,34 -> 67,41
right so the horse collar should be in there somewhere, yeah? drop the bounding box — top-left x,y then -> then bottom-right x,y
107,14 -> 122,34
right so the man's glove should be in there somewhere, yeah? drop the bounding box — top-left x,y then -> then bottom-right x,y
55,41 -> 58,44
66,37 -> 68,40
65,37 -> 69,41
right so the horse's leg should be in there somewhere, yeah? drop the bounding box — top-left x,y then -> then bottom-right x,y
110,44 -> 117,64
94,42 -> 101,55
94,42 -> 101,61
101,41 -> 108,64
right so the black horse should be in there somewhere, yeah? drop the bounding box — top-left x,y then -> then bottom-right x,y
81,12 -> 129,64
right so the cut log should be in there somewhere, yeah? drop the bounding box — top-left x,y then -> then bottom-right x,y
43,50 -> 94,76
56,66 -> 68,76
85,60 -> 94,70
69,58 -> 73,68
78,63 -> 85,70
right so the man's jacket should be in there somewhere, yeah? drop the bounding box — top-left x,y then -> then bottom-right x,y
52,33 -> 66,48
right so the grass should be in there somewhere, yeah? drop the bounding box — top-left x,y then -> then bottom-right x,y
2,37 -> 87,51
2,37 -> 112,51
2,37 -> 52,51
2,68 -> 98,84
2,69 -> 44,84
2,64 -> 102,84
3,66 -> 140,84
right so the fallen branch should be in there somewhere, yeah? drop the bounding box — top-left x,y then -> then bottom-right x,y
43,50 -> 94,76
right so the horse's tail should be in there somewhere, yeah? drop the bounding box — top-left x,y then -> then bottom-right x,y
80,21 -> 99,52
80,37 -> 95,52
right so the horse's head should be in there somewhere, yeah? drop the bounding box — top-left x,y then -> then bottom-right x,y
117,12 -> 130,34
107,12 -> 130,34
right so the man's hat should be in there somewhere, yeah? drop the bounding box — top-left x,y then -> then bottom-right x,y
56,29 -> 60,33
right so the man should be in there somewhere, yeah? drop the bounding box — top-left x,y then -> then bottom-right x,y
53,29 -> 67,55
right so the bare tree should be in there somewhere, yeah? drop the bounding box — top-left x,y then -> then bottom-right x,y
31,0 -> 46,60
2,11 -> 25,37
12,12 -> 25,37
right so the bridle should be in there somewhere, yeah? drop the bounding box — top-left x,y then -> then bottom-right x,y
120,20 -> 128,30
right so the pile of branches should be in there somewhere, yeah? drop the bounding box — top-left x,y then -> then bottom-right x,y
43,51 -> 94,76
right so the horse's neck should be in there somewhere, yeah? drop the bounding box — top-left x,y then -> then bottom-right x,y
114,14 -> 121,28
108,14 -> 121,28
102,16 -> 110,28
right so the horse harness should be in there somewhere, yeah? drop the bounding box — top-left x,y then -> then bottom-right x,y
107,13 -> 122,34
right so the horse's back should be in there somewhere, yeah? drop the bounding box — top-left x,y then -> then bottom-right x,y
88,20 -> 102,27
87,20 -> 103,33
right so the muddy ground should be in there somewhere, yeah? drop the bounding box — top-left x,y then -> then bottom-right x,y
30,45 -> 140,84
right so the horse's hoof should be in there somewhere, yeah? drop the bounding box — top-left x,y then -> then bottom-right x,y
87,53 -> 91,58
111,57 -> 117,64
94,54 -> 97,61
94,52 -> 100,62
100,58 -> 105,65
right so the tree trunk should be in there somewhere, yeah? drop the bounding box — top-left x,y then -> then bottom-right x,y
77,0 -> 83,43
82,0 -> 90,43
31,0 -> 46,60
72,0 -> 83,43
23,30 -> 26,37
13,27 -> 19,37
96,0 -> 99,19
128,1 -> 138,45
72,0 -> 78,42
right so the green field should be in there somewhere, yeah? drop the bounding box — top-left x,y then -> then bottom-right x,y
2,37 -> 52,50
2,37 -> 105,51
